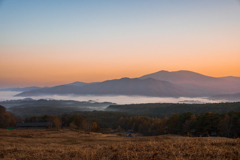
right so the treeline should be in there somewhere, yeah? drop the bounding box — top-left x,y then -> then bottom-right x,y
24,111 -> 133,129
0,105 -> 102,132
24,114 -> 101,132
106,102 -> 240,118
72,111 -> 134,128
2,103 -> 240,138
0,105 -> 21,128
118,111 -> 240,137
3,99 -> 114,118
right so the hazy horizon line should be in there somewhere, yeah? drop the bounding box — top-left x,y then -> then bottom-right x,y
1,69 -> 240,89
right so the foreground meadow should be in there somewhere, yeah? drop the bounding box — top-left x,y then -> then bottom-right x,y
0,129 -> 240,160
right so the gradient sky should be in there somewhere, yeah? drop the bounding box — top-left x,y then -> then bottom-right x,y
1,0 -> 240,88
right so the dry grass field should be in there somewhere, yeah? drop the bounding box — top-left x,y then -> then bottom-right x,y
0,129 -> 240,160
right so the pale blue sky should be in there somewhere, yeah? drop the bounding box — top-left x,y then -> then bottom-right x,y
1,0 -> 239,45
1,0 -> 240,88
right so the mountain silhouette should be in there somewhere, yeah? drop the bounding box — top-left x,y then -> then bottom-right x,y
15,70 -> 240,97
140,70 -> 240,96
16,77 -> 187,97
210,93 -> 240,101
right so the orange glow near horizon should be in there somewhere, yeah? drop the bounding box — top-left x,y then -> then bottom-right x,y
1,44 -> 240,88
1,1 -> 240,88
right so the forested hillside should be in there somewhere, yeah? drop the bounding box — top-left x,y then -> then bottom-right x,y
22,110 -> 240,138
118,111 -> 240,137
106,102 -> 240,118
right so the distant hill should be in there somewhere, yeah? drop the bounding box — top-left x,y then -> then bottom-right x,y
65,81 -> 89,87
0,99 -> 115,118
15,78 -> 188,97
210,93 -> 240,101
220,76 -> 240,83
13,70 -> 240,98
140,70 -> 240,96
140,70 -> 223,84
105,102 -> 240,118
0,86 -> 42,92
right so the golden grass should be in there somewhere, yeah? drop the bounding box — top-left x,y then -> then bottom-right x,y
0,129 -> 239,159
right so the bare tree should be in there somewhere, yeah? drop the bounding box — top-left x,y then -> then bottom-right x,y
182,119 -> 191,133
182,114 -> 196,133
116,125 -> 122,132
47,116 -> 54,128
82,119 -> 92,133
53,116 -> 61,130
73,115 -> 84,128
218,114 -> 233,137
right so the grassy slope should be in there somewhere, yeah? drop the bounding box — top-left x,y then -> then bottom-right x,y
0,129 -> 239,159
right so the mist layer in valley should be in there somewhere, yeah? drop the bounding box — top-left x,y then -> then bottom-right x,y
0,91 -> 226,106
1,90 -> 239,120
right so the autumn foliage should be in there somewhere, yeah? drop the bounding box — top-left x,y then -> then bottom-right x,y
118,111 -> 240,137
0,105 -> 20,128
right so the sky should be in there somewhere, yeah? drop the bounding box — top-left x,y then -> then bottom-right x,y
1,0 -> 240,88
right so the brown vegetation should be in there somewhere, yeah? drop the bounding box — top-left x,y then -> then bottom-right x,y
0,129 -> 240,159
0,105 -> 21,129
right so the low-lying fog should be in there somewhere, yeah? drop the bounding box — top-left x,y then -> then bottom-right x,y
0,91 -> 227,105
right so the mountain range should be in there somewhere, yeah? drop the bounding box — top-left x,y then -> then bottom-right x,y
140,70 -> 240,96
0,86 -> 42,92
9,70 -> 240,98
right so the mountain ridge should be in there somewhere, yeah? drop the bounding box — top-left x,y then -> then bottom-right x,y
210,93 -> 240,101
16,77 -> 188,97
139,70 -> 240,96
13,70 -> 240,98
